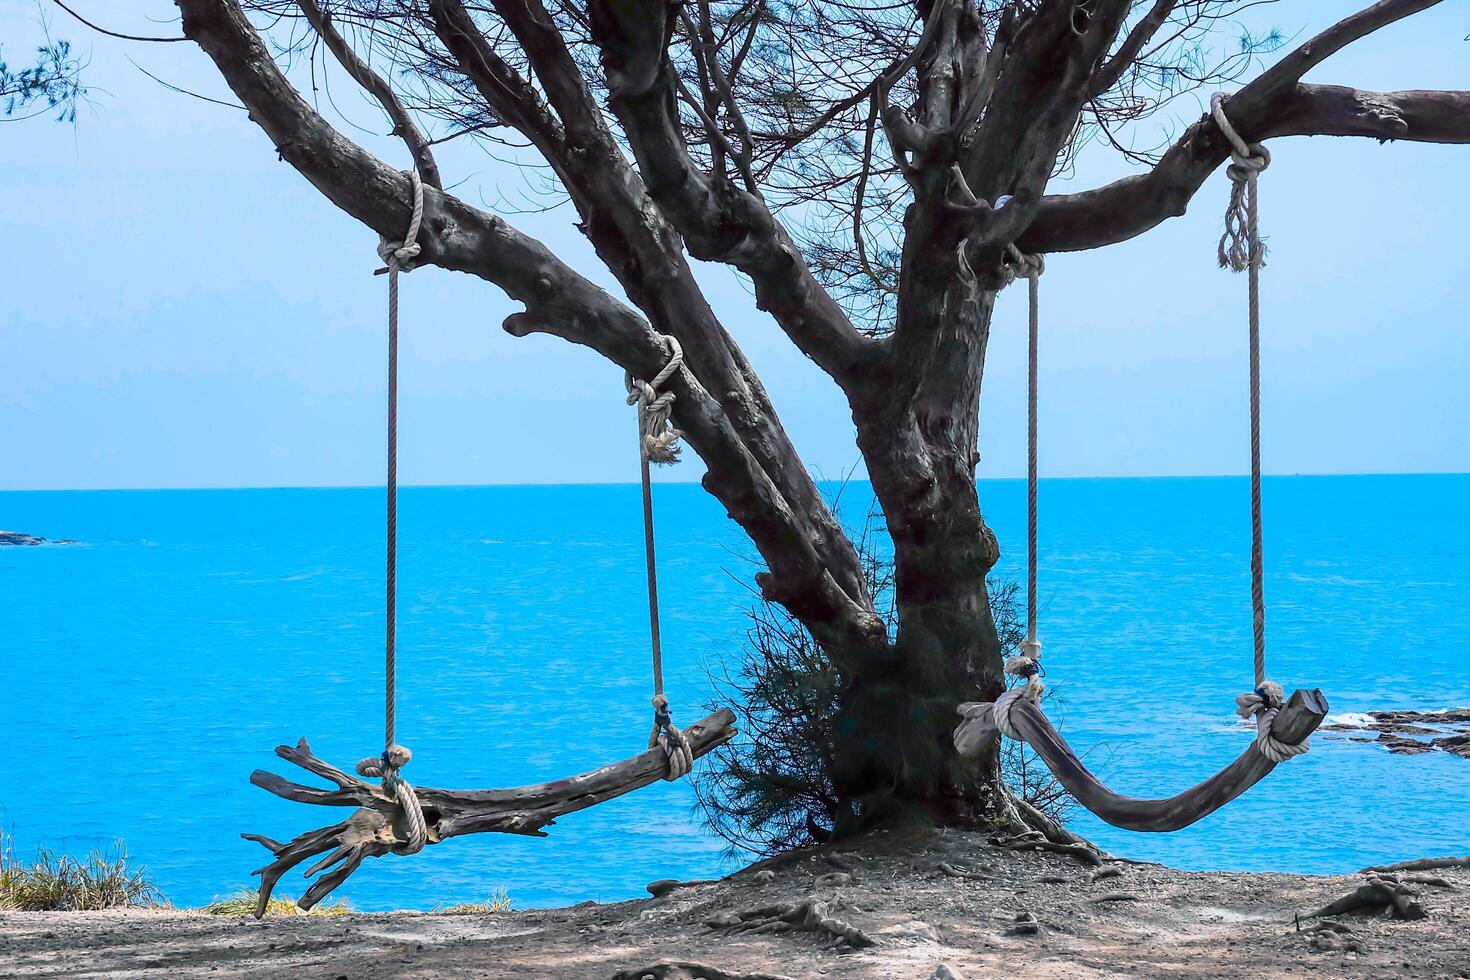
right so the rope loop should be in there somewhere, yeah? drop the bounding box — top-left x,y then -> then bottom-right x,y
625,335 -> 685,464
376,168 -> 425,271
995,645 -> 1046,741
648,693 -> 694,780
356,744 -> 430,853
1210,93 -> 1269,273
1004,243 -> 1045,284
1234,681 -> 1309,762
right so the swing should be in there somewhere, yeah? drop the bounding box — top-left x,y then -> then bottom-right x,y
953,93 -> 1329,833
242,169 -> 734,916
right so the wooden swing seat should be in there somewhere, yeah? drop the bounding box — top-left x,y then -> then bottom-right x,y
955,688 -> 1327,832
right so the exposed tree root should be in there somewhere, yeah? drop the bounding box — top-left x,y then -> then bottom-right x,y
1361,856 -> 1470,874
937,861 -> 987,881
1089,892 -> 1141,904
611,964 -> 795,980
707,896 -> 876,949
990,830 -> 1104,867
1307,879 -> 1426,921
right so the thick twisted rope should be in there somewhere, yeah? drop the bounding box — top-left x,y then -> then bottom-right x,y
626,336 -> 693,779
364,168 -> 430,847
1008,244 -> 1045,663
1213,94 -> 1306,762
991,244 -> 1047,743
356,744 -> 430,853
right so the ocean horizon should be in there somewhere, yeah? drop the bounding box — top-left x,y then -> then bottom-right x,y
4,474 -> 1468,911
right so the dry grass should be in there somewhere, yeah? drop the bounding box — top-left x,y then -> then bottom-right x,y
202,889 -> 350,917
0,838 -> 162,912
432,887 -> 513,914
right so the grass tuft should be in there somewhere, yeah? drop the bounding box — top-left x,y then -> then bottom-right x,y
202,889 -> 350,917
0,838 -> 162,912
432,887 -> 512,914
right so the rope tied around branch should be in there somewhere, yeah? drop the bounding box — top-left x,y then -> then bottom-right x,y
377,168 -> 425,272
994,651 -> 1045,741
355,745 -> 429,854
625,336 -> 685,465
1210,93 -> 1270,273
1235,682 -> 1310,763
650,692 -> 694,780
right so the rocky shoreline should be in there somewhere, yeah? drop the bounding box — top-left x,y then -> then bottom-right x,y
1322,709 -> 1470,759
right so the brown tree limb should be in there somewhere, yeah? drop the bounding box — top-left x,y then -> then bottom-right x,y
1088,0 -> 1178,99
1025,0 -> 1460,253
182,0 -> 882,653
588,0 -> 880,389
427,0 -> 882,648
293,0 -> 442,188
244,709 -> 736,914
1024,85 -> 1470,254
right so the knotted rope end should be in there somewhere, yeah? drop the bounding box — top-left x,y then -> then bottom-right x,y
649,694 -> 694,780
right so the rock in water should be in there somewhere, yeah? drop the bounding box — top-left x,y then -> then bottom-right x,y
0,530 -> 46,546
1433,734 -> 1470,759
1378,732 -> 1436,755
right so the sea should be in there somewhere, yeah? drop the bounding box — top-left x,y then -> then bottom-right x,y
2,475 -> 1467,911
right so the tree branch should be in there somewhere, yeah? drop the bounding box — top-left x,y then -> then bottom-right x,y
588,0 -> 880,389
182,0 -> 883,652
294,0 -> 441,188
1023,0 -> 1456,253
1088,0 -> 1177,99
1024,83 -> 1470,253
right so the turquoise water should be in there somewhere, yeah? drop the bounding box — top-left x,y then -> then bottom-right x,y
2,476 -> 1468,911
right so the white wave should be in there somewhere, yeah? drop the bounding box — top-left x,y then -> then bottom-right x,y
1325,712 -> 1375,728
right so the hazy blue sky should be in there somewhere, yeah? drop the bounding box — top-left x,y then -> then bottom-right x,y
2,2 -> 1466,490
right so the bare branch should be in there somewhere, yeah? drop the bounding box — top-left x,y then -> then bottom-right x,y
1089,0 -> 1178,99
1026,82 -> 1469,252
589,0 -> 880,388
295,0 -> 441,187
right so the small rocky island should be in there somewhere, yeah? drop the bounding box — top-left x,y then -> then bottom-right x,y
0,530 -> 48,546
0,531 -> 77,546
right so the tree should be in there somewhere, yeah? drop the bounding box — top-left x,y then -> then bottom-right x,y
124,0 -> 1470,832
1,31 -> 85,121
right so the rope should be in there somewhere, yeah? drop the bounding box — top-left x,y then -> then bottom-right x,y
364,167 -> 429,847
356,745 -> 430,853
1212,93 -> 1307,763
1007,243 -> 1044,666
625,336 -> 693,780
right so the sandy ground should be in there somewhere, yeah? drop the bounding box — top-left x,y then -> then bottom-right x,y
4,830 -> 1468,979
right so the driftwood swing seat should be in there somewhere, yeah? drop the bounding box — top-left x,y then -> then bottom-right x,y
245,178 -> 727,914
244,710 -> 735,913
959,99 -> 1327,834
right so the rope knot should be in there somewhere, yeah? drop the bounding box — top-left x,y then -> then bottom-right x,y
1004,244 -> 1045,284
625,335 -> 685,464
1210,93 -> 1269,273
1234,681 -> 1308,763
376,169 -> 425,272
355,743 -> 430,854
649,693 -> 694,781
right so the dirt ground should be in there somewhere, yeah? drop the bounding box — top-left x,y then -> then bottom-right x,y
4,830 -> 1468,979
